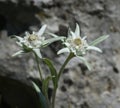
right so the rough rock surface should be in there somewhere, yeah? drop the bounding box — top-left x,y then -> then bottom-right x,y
0,0 -> 120,108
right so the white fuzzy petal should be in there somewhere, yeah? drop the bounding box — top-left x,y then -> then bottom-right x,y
82,36 -> 87,40
87,46 -> 102,53
37,25 -> 47,36
75,23 -> 80,36
57,48 -> 70,54
32,31 -> 36,34
25,32 -> 30,36
70,31 -> 77,39
12,50 -> 24,57
15,36 -> 23,42
16,42 -> 22,47
33,48 -> 42,58
64,42 -> 71,47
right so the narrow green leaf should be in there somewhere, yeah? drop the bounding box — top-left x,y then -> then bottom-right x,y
12,50 -> 24,57
47,32 -> 65,38
42,37 -> 65,46
32,81 -> 48,108
42,76 -> 52,99
43,58 -> 58,89
32,81 -> 41,93
89,35 -> 109,46
47,32 -> 59,38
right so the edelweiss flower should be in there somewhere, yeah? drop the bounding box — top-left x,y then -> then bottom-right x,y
13,25 -> 65,58
18,25 -> 46,46
58,24 -> 104,56
57,23 -> 109,70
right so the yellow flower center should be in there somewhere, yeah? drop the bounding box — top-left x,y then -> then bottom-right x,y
28,35 -> 38,41
73,38 -> 82,46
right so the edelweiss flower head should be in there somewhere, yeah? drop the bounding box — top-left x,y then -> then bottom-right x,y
23,31 -> 45,48
58,23 -> 108,56
17,25 -> 47,49
57,23 -> 109,70
64,33 -> 88,56
13,25 -> 47,58
13,24 -> 65,58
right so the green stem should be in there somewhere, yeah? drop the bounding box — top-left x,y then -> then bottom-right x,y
58,53 -> 74,80
46,95 -> 51,108
34,53 -> 43,82
51,88 -> 57,108
51,53 -> 74,108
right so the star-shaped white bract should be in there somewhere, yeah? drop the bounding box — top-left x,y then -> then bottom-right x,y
57,23 -> 109,70
13,25 -> 47,58
58,24 -> 106,56
13,25 -> 65,58
16,25 -> 46,48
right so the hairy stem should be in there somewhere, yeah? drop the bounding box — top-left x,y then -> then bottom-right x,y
35,53 -> 43,82
58,53 -> 74,80
52,53 -> 74,108
51,88 -> 57,108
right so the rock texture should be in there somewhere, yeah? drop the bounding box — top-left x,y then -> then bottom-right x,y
0,0 -> 120,108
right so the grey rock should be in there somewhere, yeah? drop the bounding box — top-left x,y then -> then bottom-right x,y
1,0 -> 120,108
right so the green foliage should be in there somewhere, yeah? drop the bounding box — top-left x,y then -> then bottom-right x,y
89,35 -> 109,46
42,76 -> 52,100
12,23 -> 109,108
42,36 -> 65,46
43,58 -> 58,89
32,81 -> 48,108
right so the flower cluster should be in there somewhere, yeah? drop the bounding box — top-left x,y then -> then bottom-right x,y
12,23 -> 109,108
13,25 -> 65,58
13,23 -> 109,70
56,24 -> 109,70
58,24 -> 104,56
